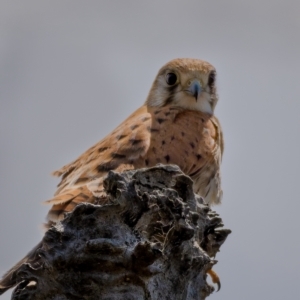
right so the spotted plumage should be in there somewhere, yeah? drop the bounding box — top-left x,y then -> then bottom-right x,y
46,58 -> 224,222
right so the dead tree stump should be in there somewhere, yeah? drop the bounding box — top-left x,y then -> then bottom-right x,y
11,164 -> 231,300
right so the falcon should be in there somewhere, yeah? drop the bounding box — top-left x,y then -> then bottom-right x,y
0,58 -> 224,293
47,58 -> 223,222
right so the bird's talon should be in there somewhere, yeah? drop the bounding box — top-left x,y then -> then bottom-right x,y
206,268 -> 221,292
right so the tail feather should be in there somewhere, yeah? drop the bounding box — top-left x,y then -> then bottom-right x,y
0,241 -> 42,295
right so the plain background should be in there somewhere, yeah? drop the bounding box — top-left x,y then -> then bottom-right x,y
1,1 -> 300,299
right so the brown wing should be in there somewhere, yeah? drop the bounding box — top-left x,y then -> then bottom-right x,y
193,115 -> 223,205
46,105 -> 152,221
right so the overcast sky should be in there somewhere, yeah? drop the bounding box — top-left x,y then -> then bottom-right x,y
1,1 -> 300,299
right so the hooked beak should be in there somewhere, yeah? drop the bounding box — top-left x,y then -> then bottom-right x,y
186,79 -> 202,101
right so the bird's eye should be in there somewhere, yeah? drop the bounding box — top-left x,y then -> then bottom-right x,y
208,71 -> 216,89
165,72 -> 177,86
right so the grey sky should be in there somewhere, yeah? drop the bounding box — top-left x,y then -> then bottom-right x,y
1,1 -> 300,299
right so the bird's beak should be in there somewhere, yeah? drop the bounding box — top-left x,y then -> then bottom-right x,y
186,79 -> 202,101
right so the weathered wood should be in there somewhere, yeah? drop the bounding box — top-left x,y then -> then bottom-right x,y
9,165 -> 231,300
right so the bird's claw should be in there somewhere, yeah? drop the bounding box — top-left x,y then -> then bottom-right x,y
206,268 -> 221,292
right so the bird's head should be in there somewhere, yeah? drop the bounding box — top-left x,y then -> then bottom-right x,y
146,58 -> 218,115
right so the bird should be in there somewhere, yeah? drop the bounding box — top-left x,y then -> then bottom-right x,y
0,58 -> 224,294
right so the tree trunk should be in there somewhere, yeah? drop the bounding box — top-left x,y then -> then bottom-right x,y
11,164 -> 231,300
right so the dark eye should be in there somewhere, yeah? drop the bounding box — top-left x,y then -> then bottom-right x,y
208,71 -> 216,89
165,72 -> 177,86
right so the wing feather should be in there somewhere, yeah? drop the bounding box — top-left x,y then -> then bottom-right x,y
47,106 -> 151,205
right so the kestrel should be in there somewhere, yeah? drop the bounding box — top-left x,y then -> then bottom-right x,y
0,58 -> 224,293
47,58 -> 223,223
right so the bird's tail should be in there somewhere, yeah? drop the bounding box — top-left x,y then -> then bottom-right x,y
0,241 -> 42,295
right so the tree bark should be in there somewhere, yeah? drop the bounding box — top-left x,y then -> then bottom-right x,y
11,164 -> 231,300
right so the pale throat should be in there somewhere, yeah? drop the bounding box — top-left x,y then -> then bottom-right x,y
172,92 -> 214,115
